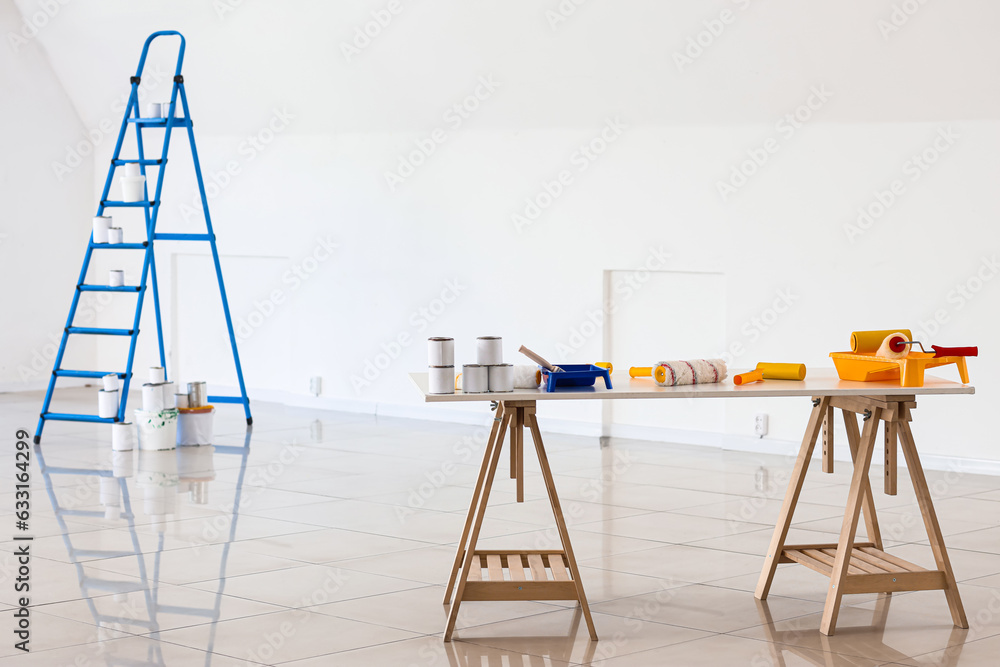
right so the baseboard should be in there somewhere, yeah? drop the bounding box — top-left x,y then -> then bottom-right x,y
0,378 -> 90,393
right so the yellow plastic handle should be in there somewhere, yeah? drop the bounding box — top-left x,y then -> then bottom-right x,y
629,366 -> 652,378
733,369 -> 764,385
755,362 -> 807,381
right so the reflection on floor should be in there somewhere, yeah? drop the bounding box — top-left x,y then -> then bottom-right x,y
2,387 -> 1000,665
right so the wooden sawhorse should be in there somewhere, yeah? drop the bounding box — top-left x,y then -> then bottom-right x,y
441,400 -> 597,642
755,395 -> 968,635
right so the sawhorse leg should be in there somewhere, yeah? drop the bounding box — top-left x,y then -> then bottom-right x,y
443,403 -> 508,604
759,395 -> 967,636
756,396 -> 830,599
443,400 -> 596,641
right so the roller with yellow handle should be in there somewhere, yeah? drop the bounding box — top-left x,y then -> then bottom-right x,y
756,362 -> 807,381
733,363 -> 807,385
628,360 -> 728,386
733,369 -> 764,385
629,366 -> 668,383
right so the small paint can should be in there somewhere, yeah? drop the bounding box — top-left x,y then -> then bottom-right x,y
476,336 -> 503,365
427,337 -> 454,367
142,383 -> 167,412
98,389 -> 119,419
462,364 -> 489,393
145,102 -> 162,118
428,366 -> 455,394
93,216 -> 112,244
149,366 -> 166,383
108,227 -> 124,244
488,364 -> 514,392
175,393 -> 190,409
111,422 -> 134,452
188,381 -> 207,408
102,373 -> 120,392
109,270 -> 125,287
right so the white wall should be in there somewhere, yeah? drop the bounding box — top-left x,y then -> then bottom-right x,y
0,0 -> 94,397
7,1 -> 1000,463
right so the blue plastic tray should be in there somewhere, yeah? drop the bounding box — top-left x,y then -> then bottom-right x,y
540,364 -> 612,392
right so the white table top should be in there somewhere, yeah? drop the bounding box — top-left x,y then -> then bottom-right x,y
410,369 -> 974,403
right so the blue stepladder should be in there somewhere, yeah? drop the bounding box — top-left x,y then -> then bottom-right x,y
34,30 -> 252,444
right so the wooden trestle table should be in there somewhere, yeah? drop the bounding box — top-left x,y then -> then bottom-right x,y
410,370 -> 974,640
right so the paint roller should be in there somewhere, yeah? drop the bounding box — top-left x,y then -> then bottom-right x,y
733,362 -> 807,385
874,332 -> 978,359
629,359 -> 728,387
850,329 -> 913,354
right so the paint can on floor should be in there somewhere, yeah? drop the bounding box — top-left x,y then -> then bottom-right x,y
111,422 -> 134,452
134,409 -> 178,451
142,383 -> 167,412
177,406 -> 214,446
187,381 -> 207,408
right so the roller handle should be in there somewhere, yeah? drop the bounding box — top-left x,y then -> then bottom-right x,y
734,369 -> 764,386
630,366 -> 652,378
518,345 -> 561,372
932,345 -> 978,358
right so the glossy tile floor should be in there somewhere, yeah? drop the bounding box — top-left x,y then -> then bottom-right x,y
2,388 -> 1000,665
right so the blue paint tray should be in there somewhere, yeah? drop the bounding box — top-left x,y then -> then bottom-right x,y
540,364 -> 612,392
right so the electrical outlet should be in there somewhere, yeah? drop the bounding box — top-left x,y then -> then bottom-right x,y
754,413 -> 769,437
309,376 -> 322,396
